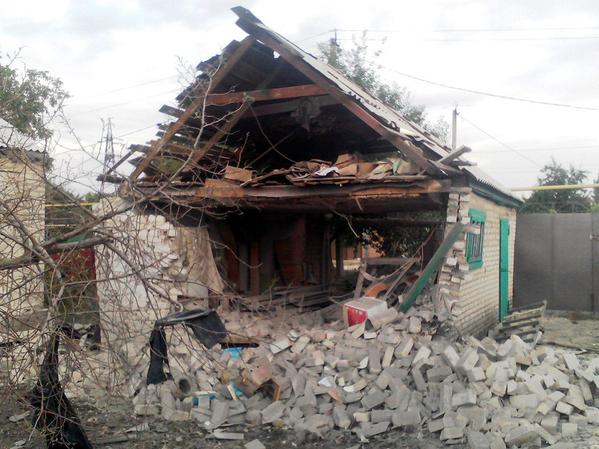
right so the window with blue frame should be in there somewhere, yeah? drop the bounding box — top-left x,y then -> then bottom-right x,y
466,209 -> 486,269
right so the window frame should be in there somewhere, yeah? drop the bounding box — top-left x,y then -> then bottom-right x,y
466,208 -> 486,270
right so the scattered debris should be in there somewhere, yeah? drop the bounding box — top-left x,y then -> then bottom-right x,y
8,411 -> 29,423
130,298 -> 598,448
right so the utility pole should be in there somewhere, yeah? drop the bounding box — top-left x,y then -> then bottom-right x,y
451,106 -> 458,151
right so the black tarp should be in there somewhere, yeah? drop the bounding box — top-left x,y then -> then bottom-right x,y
146,309 -> 226,385
30,329 -> 93,449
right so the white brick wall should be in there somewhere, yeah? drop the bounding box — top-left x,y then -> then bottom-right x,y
448,192 -> 517,336
439,191 -> 516,335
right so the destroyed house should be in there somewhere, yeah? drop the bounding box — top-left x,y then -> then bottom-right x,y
121,7 -> 521,337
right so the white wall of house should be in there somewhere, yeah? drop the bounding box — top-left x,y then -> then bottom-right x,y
439,189 -> 517,337
94,199 -> 224,372
0,155 -> 46,331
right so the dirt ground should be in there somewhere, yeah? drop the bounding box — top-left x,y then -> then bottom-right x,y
3,313 -> 599,449
0,392 -> 455,449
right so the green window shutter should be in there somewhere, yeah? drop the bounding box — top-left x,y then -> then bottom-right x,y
466,208 -> 486,270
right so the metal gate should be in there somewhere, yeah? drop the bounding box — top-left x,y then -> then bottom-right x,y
514,213 -> 599,312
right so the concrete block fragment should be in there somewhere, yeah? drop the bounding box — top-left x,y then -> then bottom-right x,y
368,347 -> 382,374
441,384 -> 453,412
412,364 -> 427,392
491,380 -> 507,397
382,345 -> 394,369
291,336 -> 310,354
412,346 -> 431,367
353,411 -> 370,423
333,405 -> 351,429
467,367 -> 486,383
442,345 -> 460,368
408,316 -> 422,334
371,409 -> 393,423
504,423 -> 538,446
541,413 -> 559,432
245,439 -> 266,449
429,417 -> 444,433
361,389 -> 386,410
556,401 -> 574,416
375,371 -> 391,390
579,379 -> 593,404
497,340 -> 514,359
584,406 -> 599,424
261,401 -> 285,424
395,336 -> 414,358
451,389 -> 477,408
270,338 -> 291,354
357,421 -> 390,438
488,433 -> 506,449
564,385 -> 585,411
440,426 -> 464,440
344,377 -> 368,393
562,353 -> 580,371
246,409 -> 262,426
457,406 -> 487,431
210,400 -> 230,428
510,393 -> 539,410
466,430 -> 490,449
456,348 -> 479,376
134,404 -> 160,416
427,365 -> 453,383
561,422 -> 578,437
212,430 -> 244,440
533,423 -> 557,445
392,409 -> 421,428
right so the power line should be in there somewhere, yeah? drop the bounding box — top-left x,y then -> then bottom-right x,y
458,114 -> 541,167
69,88 -> 180,114
334,26 -> 599,33
299,27 -> 599,42
100,75 -> 178,95
382,67 -> 599,112
478,144 -> 599,154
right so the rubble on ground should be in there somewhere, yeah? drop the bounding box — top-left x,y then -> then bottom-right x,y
128,300 -> 599,447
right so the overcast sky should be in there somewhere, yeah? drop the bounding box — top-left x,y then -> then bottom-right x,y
2,0 -> 598,195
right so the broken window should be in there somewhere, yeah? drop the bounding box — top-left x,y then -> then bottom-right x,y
466,208 -> 486,270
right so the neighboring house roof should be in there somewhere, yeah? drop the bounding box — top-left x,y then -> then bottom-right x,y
0,118 -> 49,165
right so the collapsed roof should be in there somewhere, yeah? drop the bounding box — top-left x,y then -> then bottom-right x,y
123,7 -> 520,212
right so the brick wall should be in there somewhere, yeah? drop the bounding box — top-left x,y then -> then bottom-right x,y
438,189 -> 517,337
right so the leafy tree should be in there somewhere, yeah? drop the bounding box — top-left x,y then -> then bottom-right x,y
318,36 -> 448,141
521,159 -> 592,213
0,51 -> 68,140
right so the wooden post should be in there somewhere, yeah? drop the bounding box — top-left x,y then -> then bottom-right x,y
335,236 -> 345,277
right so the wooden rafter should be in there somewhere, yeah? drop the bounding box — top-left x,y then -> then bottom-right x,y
129,36 -> 256,180
206,84 -> 326,106
180,100 -> 254,172
234,20 -> 442,175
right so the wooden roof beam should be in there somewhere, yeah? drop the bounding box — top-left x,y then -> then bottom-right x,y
206,84 -> 326,106
234,18 -> 441,176
129,36 -> 257,180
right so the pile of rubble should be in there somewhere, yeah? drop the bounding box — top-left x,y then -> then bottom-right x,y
131,306 -> 597,447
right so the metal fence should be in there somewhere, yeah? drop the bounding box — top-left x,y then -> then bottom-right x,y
514,213 -> 599,312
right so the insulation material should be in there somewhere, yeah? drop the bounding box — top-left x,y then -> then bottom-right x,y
175,226 -> 225,294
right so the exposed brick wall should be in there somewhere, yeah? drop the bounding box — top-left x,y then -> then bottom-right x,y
438,189 -> 517,337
